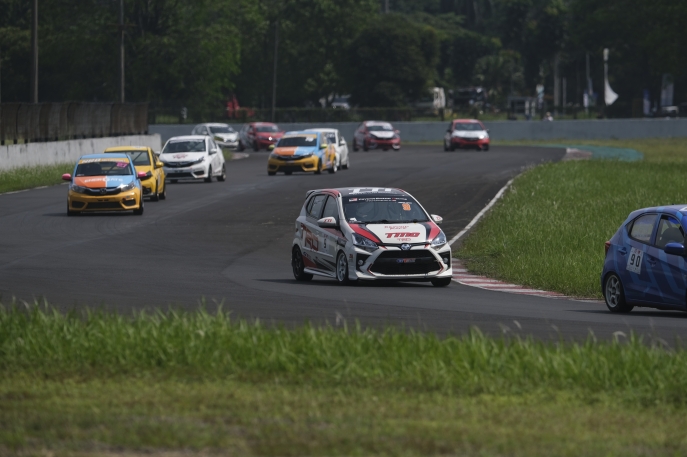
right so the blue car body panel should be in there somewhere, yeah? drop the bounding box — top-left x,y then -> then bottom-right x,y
601,205 -> 687,310
282,131 -> 328,160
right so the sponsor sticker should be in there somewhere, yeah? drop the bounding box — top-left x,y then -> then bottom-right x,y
401,203 -> 411,211
116,162 -> 128,168
626,247 -> 643,274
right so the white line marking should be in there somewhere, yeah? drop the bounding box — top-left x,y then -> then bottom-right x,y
448,177 -> 515,246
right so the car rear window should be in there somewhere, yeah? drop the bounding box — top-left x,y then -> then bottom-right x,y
112,150 -> 150,166
306,195 -> 327,218
629,214 -> 656,243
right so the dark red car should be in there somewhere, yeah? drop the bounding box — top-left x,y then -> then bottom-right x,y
238,122 -> 284,151
352,121 -> 401,151
443,119 -> 490,151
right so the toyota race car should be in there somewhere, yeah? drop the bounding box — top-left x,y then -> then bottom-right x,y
353,121 -> 401,151
602,205 -> 687,313
444,119 -> 490,151
291,187 -> 452,286
268,131 -> 338,175
62,153 -> 145,216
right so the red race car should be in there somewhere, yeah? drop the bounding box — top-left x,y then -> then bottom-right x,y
352,121 -> 401,151
238,122 -> 284,151
443,119 -> 490,151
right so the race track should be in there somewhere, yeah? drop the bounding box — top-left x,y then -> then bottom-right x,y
2,145 -> 686,341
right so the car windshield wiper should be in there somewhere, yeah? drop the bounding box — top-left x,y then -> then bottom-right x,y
363,219 -> 390,224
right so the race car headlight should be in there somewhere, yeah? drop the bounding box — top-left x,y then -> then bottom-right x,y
70,184 -> 87,194
478,133 -> 489,140
119,181 -> 136,191
352,233 -> 378,252
192,157 -> 205,165
431,231 -> 447,249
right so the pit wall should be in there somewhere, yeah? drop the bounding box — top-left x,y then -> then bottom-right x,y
0,135 -> 162,171
150,119 -> 687,144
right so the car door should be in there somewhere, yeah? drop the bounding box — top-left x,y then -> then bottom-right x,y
619,213 -> 662,304
650,214 -> 687,307
317,196 -> 342,273
302,194 -> 327,273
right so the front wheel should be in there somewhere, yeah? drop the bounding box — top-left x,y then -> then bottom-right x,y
133,197 -> 144,216
336,251 -> 350,285
352,139 -> 359,152
604,273 -> 633,313
328,157 -> 338,174
204,166 -> 213,183
363,140 -> 369,152
443,140 -> 449,151
217,164 -> 226,181
159,183 -> 167,200
482,144 -> 490,151
292,246 -> 313,281
431,277 -> 452,287
67,204 -> 78,217
314,158 -> 323,175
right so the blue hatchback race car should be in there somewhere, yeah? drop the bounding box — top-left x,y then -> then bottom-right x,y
602,205 -> 687,313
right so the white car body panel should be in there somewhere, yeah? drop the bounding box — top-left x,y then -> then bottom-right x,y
160,135 -> 225,181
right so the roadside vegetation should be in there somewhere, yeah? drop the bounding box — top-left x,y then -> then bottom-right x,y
0,163 -> 73,195
2,304 -> 687,456
459,138 -> 687,298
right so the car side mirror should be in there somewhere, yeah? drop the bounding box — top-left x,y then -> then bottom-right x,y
137,171 -> 148,179
209,148 -> 218,155
268,144 -> 275,151
320,143 -> 328,149
317,217 -> 338,228
431,214 -> 443,224
62,173 -> 72,181
664,242 -> 686,256
155,161 -> 164,169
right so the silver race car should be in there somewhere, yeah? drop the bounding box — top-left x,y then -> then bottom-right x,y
291,187 -> 452,286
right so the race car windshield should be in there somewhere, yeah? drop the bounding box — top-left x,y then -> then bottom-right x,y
116,151 -> 150,166
367,124 -> 393,131
343,196 -> 429,224
209,126 -> 234,134
453,123 -> 483,131
256,125 -> 279,133
75,161 -> 132,177
277,136 -> 318,147
162,140 -> 206,154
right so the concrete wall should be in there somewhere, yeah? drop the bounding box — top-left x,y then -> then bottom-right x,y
0,134 -> 161,171
151,118 -> 687,144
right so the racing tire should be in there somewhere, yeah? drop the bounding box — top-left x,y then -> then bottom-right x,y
450,143 -> 456,152
217,164 -> 226,182
204,166 -> 213,183
150,185 -> 160,202
159,183 -> 167,200
604,273 -> 633,313
342,159 -> 349,170
335,251 -> 350,285
353,139 -> 359,152
328,158 -> 338,174
482,144 -> 490,151
363,140 -> 369,152
292,246 -> 313,281
237,141 -> 244,152
268,171 -> 276,176
133,198 -> 144,216
253,141 -> 259,152
443,140 -> 449,152
314,158 -> 323,175
431,277 -> 452,287
284,170 -> 292,175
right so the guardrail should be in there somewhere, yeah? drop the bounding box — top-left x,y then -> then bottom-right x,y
0,103 -> 149,145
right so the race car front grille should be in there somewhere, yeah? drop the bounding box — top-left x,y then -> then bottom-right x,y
85,202 -> 122,209
370,250 -> 440,276
166,172 -> 194,178
84,187 -> 121,196
165,161 -> 195,168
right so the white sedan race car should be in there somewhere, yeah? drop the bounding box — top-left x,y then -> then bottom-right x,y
291,187 -> 452,286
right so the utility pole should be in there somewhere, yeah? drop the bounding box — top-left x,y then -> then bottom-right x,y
31,0 -> 38,103
119,0 -> 125,103
271,20 -> 278,122
385,0 -> 389,13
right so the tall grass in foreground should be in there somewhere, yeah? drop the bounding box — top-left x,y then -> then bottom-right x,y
0,163 -> 73,194
1,305 -> 686,405
458,160 -> 687,297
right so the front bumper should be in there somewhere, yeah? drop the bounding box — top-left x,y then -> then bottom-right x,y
257,138 -> 279,148
452,137 -> 489,148
216,139 -> 239,149
164,165 -> 208,180
367,137 -> 401,150
350,245 -> 452,281
268,155 -> 319,174
68,189 -> 141,212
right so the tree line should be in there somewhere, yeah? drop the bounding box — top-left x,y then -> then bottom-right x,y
1,0 -> 686,117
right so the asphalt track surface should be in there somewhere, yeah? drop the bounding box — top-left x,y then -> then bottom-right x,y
2,144 -> 687,341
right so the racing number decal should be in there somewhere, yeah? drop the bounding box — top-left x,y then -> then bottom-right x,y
626,247 -> 643,274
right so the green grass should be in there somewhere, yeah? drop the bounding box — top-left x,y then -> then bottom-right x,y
2,305 -> 687,456
458,138 -> 687,298
0,163 -> 73,194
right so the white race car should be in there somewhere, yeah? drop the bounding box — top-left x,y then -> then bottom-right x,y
291,187 -> 452,286
160,135 -> 226,183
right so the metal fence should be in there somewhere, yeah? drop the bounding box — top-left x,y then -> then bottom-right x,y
0,103 -> 149,144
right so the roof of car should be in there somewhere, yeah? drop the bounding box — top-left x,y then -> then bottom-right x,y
251,122 -> 278,126
284,130 -> 320,137
306,187 -> 407,198
103,146 -> 149,152
80,153 -> 129,159
364,120 -> 393,126
452,119 -> 482,123
305,128 -> 337,133
166,135 -> 207,142
198,123 -> 231,128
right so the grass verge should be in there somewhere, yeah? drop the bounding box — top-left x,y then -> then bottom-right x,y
0,163 -> 73,194
2,305 -> 687,456
458,138 -> 687,298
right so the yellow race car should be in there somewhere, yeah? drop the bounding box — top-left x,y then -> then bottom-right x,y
104,146 -> 167,200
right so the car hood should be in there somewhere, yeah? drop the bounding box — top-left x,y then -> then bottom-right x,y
369,131 -> 395,139
214,133 -> 237,141
357,222 -> 440,244
161,152 -> 206,163
73,175 -> 135,189
453,130 -> 487,138
257,132 -> 283,139
272,146 -> 319,157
